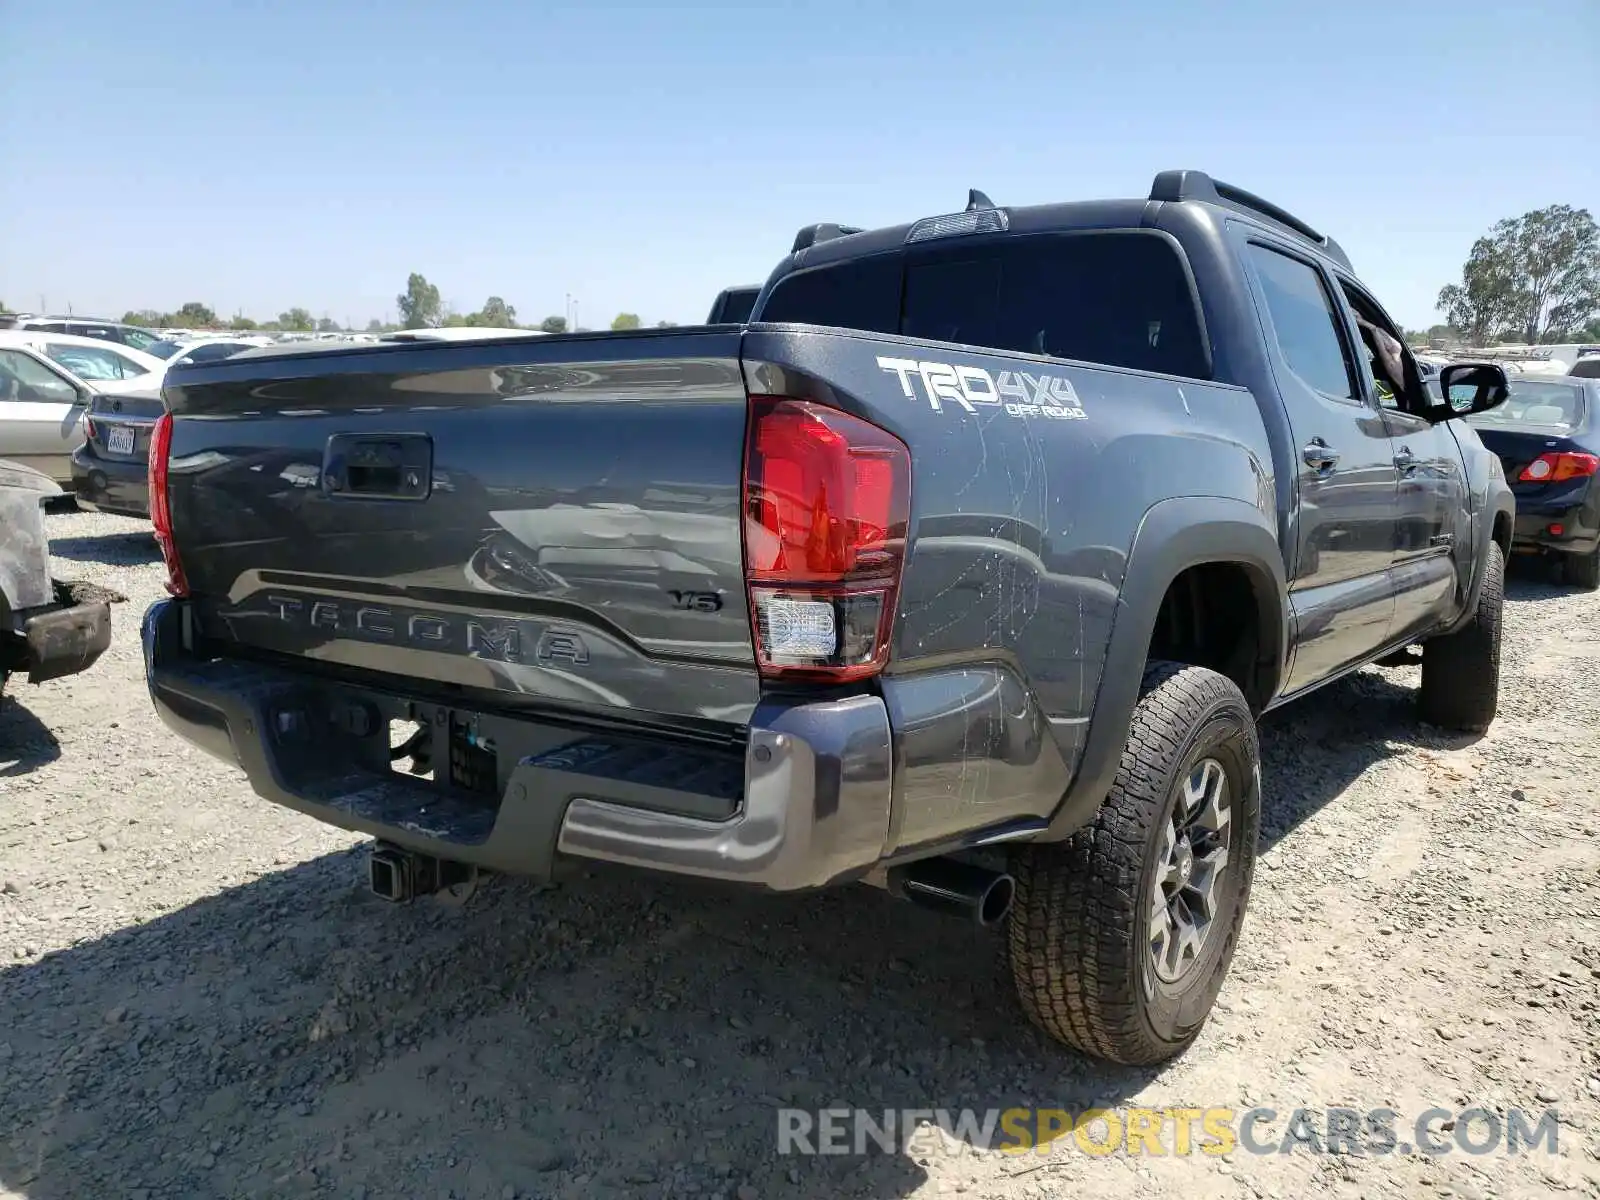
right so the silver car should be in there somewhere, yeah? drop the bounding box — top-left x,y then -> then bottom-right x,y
0,344 -> 93,483
0,333 -> 163,482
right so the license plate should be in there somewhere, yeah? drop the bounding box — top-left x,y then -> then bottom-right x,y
107,426 -> 135,455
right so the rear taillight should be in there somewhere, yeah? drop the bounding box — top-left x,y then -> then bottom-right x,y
742,396 -> 910,682
82,415 -> 97,439
148,411 -> 189,597
1519,452 -> 1599,483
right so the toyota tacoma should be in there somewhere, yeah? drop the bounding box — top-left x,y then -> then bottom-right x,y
143,170 -> 1513,1064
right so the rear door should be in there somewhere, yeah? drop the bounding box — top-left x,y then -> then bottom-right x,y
0,347 -> 88,478
1239,238 -> 1398,692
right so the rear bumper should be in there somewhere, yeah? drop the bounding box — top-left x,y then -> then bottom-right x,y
71,445 -> 150,519
141,598 -> 899,890
7,586 -> 112,684
1511,506 -> 1600,555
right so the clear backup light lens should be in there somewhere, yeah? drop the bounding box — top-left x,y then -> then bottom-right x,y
754,593 -> 837,659
743,397 -> 911,682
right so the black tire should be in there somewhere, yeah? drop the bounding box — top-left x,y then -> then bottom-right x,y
1418,541 -> 1504,732
1565,546 -> 1600,591
1007,662 -> 1261,1065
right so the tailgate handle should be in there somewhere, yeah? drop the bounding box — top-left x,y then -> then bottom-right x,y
323,433 -> 433,500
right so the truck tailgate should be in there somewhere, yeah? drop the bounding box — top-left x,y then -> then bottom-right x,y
161,331 -> 758,724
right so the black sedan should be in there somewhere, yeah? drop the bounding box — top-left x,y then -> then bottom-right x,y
72,386 -> 164,518
1440,375 -> 1600,588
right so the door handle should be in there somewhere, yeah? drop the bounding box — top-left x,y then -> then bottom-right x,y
1394,446 -> 1418,471
1302,439 -> 1340,471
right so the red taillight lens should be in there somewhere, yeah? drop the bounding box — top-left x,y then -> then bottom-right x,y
1519,452 -> 1599,483
743,396 -> 910,682
82,415 -> 97,440
148,411 -> 189,597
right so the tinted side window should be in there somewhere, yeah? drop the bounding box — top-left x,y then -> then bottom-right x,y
119,326 -> 162,352
758,254 -> 901,334
759,233 -> 1209,380
1246,244 -> 1357,400
182,342 -> 247,363
906,234 -> 1208,378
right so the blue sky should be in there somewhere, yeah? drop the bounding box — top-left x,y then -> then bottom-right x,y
1,0 -> 1595,330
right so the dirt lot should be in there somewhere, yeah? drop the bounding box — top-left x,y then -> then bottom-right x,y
2,509 -> 1597,1200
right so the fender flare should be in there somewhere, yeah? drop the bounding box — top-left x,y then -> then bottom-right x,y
1040,495 -> 1289,841
1441,485 -> 1514,637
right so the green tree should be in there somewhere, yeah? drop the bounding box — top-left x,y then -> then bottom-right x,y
229,315 -> 258,331
1437,244 -> 1519,348
538,315 -> 568,334
366,318 -> 385,333
655,319 -> 675,328
477,296 -> 516,327
316,317 -> 341,333
1442,205 -> 1600,345
611,312 -> 642,331
278,307 -> 315,332
175,301 -> 216,327
397,273 -> 443,329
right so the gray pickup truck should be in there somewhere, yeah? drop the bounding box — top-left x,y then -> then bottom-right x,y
143,170 -> 1513,1065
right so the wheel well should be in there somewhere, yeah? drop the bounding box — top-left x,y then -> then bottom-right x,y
1491,510 -> 1511,558
1147,562 -> 1275,713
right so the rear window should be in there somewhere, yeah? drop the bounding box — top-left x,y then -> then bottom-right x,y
759,232 -> 1210,379
1466,380 -> 1587,433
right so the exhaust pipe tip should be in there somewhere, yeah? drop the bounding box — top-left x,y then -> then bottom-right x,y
976,872 -> 1015,927
886,857 -> 1015,927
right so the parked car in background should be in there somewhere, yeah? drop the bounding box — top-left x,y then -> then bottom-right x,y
0,339 -> 94,482
0,333 -> 168,482
72,385 -> 164,519
1437,374 -> 1600,588
144,336 -> 270,366
706,285 -> 761,324
0,330 -> 165,388
0,314 -> 166,355
0,458 -> 113,697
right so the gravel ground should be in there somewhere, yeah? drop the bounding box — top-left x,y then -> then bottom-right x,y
2,509 -> 1597,1200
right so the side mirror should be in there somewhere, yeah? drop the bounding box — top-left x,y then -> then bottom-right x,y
1432,362 -> 1509,420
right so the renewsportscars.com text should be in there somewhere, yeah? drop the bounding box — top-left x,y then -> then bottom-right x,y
777,1106 -> 1561,1158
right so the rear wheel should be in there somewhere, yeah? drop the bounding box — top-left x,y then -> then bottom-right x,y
1007,662 -> 1260,1065
1418,542 -> 1503,731
1565,546 -> 1600,591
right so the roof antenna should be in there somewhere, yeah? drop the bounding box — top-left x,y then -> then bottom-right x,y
966,189 -> 996,212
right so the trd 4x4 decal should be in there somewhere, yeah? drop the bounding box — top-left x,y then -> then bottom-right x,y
876,356 -> 1087,421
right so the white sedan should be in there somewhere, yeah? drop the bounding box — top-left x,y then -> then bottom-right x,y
0,332 -> 165,482
145,335 -> 273,366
